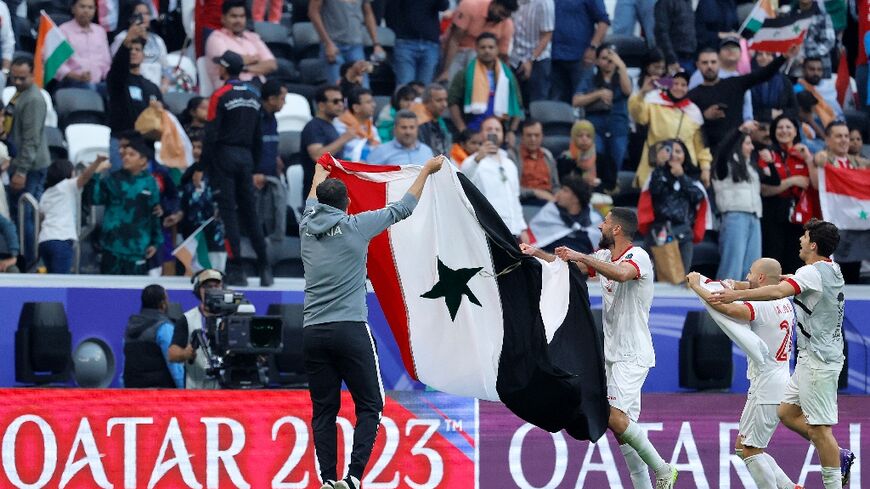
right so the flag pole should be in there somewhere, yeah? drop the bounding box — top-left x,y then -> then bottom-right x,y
171,216 -> 215,256
736,0 -> 760,37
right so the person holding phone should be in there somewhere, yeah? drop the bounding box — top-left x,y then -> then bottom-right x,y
109,0 -> 169,90
461,116 -> 529,242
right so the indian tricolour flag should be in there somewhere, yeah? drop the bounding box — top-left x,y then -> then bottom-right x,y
323,154 -> 609,441
818,165 -> 870,230
34,12 -> 73,88
172,217 -> 214,275
740,0 -> 776,36
747,10 -> 814,53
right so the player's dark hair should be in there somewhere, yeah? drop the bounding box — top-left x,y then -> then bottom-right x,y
610,207 -> 638,239
316,178 -> 349,211
804,218 -> 840,257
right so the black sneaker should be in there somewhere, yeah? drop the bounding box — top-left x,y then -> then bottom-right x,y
224,264 -> 248,287
259,265 -> 274,287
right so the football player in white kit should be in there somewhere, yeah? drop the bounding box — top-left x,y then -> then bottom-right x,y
712,219 -> 855,489
522,207 -> 678,489
687,259 -> 800,489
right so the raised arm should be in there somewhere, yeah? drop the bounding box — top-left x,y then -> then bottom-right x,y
686,272 -> 752,320
77,156 -> 111,189
709,280 -> 795,304
557,246 -> 637,282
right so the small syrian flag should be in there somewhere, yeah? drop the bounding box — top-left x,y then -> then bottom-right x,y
34,11 -> 73,88
636,174 -> 711,243
740,0 -> 775,36
172,217 -> 214,275
324,154 -> 609,441
818,165 -> 870,230
747,11 -> 813,53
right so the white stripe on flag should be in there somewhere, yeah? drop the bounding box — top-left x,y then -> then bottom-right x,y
694,277 -> 770,366
537,258 -> 570,344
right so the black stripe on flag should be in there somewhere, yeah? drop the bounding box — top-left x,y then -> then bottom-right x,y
457,173 -> 609,441
759,9 -> 813,29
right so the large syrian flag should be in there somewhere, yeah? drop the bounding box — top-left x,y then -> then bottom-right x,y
322,154 -> 609,441
818,165 -> 870,230
747,11 -> 813,53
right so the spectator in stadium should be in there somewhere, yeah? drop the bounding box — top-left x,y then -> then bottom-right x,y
334,87 -> 381,161
204,0 -> 277,90
510,0 -> 554,105
6,56 -> 50,264
555,119 -> 616,191
451,127 -> 483,167
712,128 -> 762,280
654,0 -> 696,74
308,0 -> 385,87
194,0 -> 223,57
648,139 -> 705,274
38,157 -> 110,274
107,30 -> 163,171
168,269 -> 223,389
629,71 -> 711,187
549,0 -> 609,103
257,80 -> 287,181
110,1 -> 169,89
848,126 -> 870,163
203,50 -> 271,287
795,56 -> 843,128
180,96 -> 208,136
528,174 -> 601,253
123,284 -> 183,388
628,48 -> 667,173
178,135 -> 227,273
92,135 -> 162,275
387,0 -> 448,86
437,0 -> 518,83
300,85 -> 355,195
688,38 -> 754,123
611,0 -> 654,47
637,47 -> 667,89
0,212 -> 17,272
447,33 -> 523,144
413,84 -> 452,156
693,0 -> 738,51
0,0 -> 14,88
376,84 -> 417,142
510,119 -> 559,204
573,44 -> 632,172
750,50 -> 798,123
461,116 -> 529,241
796,90 -> 826,153
367,110 -> 434,165
688,45 -> 793,158
758,114 -> 812,274
793,0 -> 836,77
252,0 -> 281,23
339,60 -> 371,100
56,0 -> 111,94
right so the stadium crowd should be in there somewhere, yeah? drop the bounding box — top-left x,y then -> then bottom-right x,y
0,0 -> 868,285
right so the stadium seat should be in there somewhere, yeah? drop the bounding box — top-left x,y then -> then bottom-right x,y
679,310 -> 733,390
613,170 -> 641,207
15,302 -> 72,385
276,93 -> 312,132
45,126 -> 67,160
364,26 -> 396,49
844,109 -> 869,140
737,2 -> 755,24
166,52 -> 198,87
529,100 -> 575,136
266,303 -> 307,386
197,56 -> 215,96
65,123 -> 110,165
162,91 -> 197,117
542,135 -> 571,157
286,163 -> 305,218
3,86 -> 58,127
602,34 -> 649,68
284,83 -> 317,113
54,87 -> 105,128
255,21 -> 294,60
373,95 -> 391,120
297,58 -> 327,85
291,22 -> 321,61
278,130 -> 302,160
270,58 -> 299,83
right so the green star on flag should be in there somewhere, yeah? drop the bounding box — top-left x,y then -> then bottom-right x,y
420,257 -> 483,321
860,210 -> 868,220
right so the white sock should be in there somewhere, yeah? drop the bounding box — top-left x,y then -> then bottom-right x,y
744,454 -> 777,489
761,453 -> 796,489
620,443 -> 653,489
822,466 -> 843,489
621,421 -> 669,477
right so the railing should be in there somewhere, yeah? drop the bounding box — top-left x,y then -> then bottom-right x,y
16,192 -> 39,272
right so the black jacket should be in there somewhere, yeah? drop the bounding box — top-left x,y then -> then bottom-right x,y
123,308 -> 175,388
654,0 -> 696,65
107,44 -> 163,136
649,165 -> 704,228
202,80 -> 263,169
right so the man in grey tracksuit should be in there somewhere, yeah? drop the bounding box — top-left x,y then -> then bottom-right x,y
300,155 -> 444,489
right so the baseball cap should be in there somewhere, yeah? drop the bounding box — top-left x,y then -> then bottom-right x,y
213,50 -> 244,75
719,36 -> 741,49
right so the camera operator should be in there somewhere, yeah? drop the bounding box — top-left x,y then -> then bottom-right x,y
168,269 -> 223,389
301,155 -> 444,489
123,284 -> 183,388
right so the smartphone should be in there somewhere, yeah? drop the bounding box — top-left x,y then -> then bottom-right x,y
487,133 -> 498,144
654,76 -> 673,89
131,12 -> 144,25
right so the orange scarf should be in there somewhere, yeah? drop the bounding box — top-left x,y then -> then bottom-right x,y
338,110 -> 378,144
798,80 -> 836,127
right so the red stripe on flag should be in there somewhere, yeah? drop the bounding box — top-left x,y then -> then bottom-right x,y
324,155 -> 418,380
749,31 -> 806,54
637,186 -> 655,237
824,165 -> 870,200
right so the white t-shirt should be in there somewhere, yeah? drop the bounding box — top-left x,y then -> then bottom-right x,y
38,178 -> 80,243
461,150 -> 527,236
786,260 -> 845,369
744,298 -> 793,404
591,246 -> 656,367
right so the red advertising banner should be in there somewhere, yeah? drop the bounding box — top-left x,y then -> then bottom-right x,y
0,389 -> 476,489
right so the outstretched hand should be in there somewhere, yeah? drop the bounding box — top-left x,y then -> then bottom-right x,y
555,246 -> 585,263
708,288 -> 740,304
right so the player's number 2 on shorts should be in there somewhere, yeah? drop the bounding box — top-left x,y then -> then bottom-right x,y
775,320 -> 791,362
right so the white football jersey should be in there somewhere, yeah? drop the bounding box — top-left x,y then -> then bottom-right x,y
591,247 -> 656,367
744,298 -> 793,404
